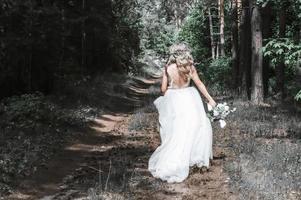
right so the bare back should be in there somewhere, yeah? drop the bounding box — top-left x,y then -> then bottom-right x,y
166,63 -> 191,89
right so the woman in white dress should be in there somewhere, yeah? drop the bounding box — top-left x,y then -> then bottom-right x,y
148,43 -> 217,183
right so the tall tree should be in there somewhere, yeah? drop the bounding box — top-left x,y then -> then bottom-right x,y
276,2 -> 289,99
231,0 -> 239,90
81,0 -> 86,71
261,1 -> 273,97
238,0 -> 252,99
219,0 -> 225,56
0,0 -> 140,99
28,0 -> 34,92
296,23 -> 301,93
251,5 -> 264,104
59,4 -> 66,73
208,8 -> 216,59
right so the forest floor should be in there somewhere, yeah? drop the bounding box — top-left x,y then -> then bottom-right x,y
1,70 -> 301,200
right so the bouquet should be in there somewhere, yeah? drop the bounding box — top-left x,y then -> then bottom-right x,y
207,102 -> 236,128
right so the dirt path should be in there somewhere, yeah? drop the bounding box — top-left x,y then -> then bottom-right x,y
7,114 -> 127,200
7,76 -> 238,200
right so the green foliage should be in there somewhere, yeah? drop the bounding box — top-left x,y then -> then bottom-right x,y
0,93 -> 56,193
295,90 -> 301,101
142,21 -> 177,55
137,1 -> 178,55
293,0 -> 301,19
198,57 -> 232,92
112,0 -> 142,69
178,4 -> 211,61
0,0 -> 142,99
2,93 -> 47,124
263,38 -> 301,98
262,38 -> 301,66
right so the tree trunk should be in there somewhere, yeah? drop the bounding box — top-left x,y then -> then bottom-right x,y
81,0 -> 86,71
208,8 -> 215,59
261,2 -> 273,98
276,8 -> 286,100
296,27 -> 301,93
59,8 -> 65,74
219,0 -> 225,57
28,0 -> 34,92
238,0 -> 252,99
231,0 -> 239,91
216,42 -> 220,58
251,6 -> 264,104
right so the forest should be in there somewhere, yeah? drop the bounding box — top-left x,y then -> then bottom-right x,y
0,0 -> 300,199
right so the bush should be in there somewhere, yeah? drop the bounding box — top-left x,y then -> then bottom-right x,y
197,57 -> 232,93
263,38 -> 301,98
177,4 -> 211,62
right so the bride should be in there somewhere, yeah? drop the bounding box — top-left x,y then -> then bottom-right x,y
148,43 -> 217,183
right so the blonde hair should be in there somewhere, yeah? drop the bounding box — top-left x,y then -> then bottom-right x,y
166,43 -> 194,82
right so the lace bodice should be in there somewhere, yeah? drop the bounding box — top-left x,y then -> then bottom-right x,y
166,64 -> 191,89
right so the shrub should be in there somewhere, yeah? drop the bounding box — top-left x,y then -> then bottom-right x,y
196,57 -> 232,93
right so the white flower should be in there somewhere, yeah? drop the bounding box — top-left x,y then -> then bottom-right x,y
213,110 -> 219,117
225,106 -> 229,111
217,103 -> 223,109
207,103 -> 213,111
219,120 -> 227,128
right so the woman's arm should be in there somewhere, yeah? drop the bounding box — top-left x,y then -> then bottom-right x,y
190,65 -> 216,107
161,65 -> 168,95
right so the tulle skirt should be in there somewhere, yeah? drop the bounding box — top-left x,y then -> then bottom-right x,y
148,86 -> 213,183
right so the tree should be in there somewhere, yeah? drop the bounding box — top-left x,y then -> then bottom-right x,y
208,8 -> 216,59
0,0 -> 141,99
251,5 -> 264,104
219,0 -> 225,56
261,1 -> 273,97
238,0 -> 252,99
276,4 -> 287,99
81,0 -> 86,71
231,0 -> 239,90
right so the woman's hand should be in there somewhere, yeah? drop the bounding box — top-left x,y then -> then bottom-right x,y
208,99 -> 217,107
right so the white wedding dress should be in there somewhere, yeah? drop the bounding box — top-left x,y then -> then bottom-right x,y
148,65 -> 213,183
